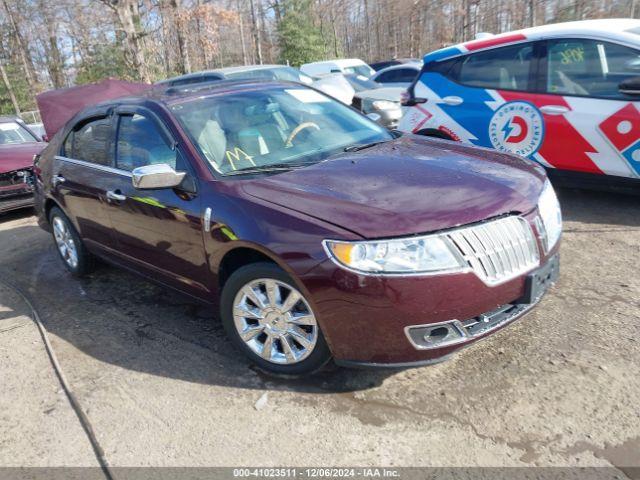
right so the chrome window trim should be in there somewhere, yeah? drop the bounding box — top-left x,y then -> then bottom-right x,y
54,156 -> 132,178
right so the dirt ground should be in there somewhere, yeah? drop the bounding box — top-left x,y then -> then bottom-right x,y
0,187 -> 638,474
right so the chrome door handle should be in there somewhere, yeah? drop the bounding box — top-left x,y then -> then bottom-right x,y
540,105 -> 569,115
106,190 -> 126,202
442,96 -> 463,106
52,174 -> 65,187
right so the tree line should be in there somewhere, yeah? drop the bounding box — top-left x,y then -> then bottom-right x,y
0,0 -> 637,117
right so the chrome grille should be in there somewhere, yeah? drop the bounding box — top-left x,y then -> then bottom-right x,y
446,216 -> 539,286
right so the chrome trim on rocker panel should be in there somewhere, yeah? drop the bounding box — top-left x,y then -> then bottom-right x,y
55,156 -> 133,177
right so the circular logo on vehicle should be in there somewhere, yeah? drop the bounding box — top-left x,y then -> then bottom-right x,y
489,101 -> 544,157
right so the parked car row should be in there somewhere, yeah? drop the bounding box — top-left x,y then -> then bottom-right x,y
8,18 -> 638,377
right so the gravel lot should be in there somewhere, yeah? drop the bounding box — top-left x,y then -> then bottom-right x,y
0,187 -> 638,474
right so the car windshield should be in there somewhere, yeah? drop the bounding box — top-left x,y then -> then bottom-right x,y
0,121 -> 37,145
171,86 -> 392,176
344,74 -> 380,92
343,64 -> 373,77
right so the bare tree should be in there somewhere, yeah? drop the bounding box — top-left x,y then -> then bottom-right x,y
99,0 -> 151,82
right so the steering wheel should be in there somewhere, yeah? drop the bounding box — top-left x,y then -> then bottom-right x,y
285,122 -> 320,147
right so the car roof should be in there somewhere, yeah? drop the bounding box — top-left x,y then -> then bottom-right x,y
302,58 -> 367,68
375,62 -> 422,74
424,19 -> 640,63
78,79 -> 302,113
214,64 -> 291,74
0,116 -> 21,123
156,65 -> 297,85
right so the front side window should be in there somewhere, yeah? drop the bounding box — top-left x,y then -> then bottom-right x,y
0,121 -> 38,145
71,118 -> 112,166
116,114 -> 178,171
171,86 -> 392,175
546,39 -> 640,98
458,43 -> 534,90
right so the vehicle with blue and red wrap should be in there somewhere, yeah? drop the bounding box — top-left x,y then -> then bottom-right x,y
400,19 -> 640,191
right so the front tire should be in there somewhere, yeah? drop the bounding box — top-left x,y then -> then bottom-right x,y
49,206 -> 94,277
220,262 -> 331,376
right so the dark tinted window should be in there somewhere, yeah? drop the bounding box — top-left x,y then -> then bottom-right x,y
458,43 -> 533,90
116,114 -> 179,171
376,68 -> 418,83
72,118 -> 112,165
546,39 -> 640,98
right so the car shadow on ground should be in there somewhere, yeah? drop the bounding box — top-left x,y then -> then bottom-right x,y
1,220 -> 397,394
1,187 -> 637,395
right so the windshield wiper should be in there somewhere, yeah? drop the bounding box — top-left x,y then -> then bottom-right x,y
223,161 -> 317,176
343,140 -> 390,152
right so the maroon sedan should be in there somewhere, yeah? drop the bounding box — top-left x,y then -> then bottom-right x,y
34,80 -> 561,375
0,117 -> 44,214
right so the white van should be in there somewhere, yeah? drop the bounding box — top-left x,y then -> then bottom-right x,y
300,59 -> 375,79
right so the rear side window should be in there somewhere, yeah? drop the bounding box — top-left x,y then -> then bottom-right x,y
546,39 -> 640,98
458,43 -> 534,91
69,118 -> 113,166
116,114 -> 179,171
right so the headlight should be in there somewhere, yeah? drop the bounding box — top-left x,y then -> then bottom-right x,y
537,180 -> 562,251
323,235 -> 465,275
371,100 -> 398,111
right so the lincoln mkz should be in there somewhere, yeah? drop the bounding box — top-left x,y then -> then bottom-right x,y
34,80 -> 561,375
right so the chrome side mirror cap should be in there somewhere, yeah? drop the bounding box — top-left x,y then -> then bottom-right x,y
131,164 -> 186,190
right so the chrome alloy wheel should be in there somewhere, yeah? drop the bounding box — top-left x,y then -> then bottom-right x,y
52,216 -> 78,269
232,278 -> 318,365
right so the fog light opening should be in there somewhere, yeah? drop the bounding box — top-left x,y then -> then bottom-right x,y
423,326 -> 453,344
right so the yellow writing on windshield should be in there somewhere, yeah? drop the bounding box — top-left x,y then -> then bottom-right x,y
225,147 -> 256,170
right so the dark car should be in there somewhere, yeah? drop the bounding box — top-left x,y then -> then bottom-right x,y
369,58 -> 420,71
0,117 -> 45,214
34,80 -> 561,375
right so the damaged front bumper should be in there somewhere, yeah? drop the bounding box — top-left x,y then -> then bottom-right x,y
0,168 -> 34,213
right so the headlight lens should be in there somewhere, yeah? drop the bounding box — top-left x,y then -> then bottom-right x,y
323,235 -> 465,274
371,100 -> 398,111
537,180 -> 562,251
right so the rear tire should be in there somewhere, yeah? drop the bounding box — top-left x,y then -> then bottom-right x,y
220,262 -> 332,376
49,206 -> 94,277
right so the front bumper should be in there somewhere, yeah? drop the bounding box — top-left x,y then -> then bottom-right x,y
300,216 -> 560,367
0,184 -> 34,213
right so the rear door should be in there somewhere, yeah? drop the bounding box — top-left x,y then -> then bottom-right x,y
402,42 -> 538,145
104,108 -> 210,298
53,114 -> 120,251
532,38 -> 640,178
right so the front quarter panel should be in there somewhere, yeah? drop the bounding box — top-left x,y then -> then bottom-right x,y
200,180 -> 361,305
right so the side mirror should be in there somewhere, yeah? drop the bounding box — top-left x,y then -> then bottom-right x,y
366,112 -> 382,123
131,163 -> 186,190
619,76 -> 640,96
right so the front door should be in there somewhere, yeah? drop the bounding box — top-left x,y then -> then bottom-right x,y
105,110 -> 210,299
531,38 -> 640,179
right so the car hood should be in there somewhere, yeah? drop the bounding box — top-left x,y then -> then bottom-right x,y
355,86 -> 405,102
241,135 -> 547,239
0,142 -> 44,174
